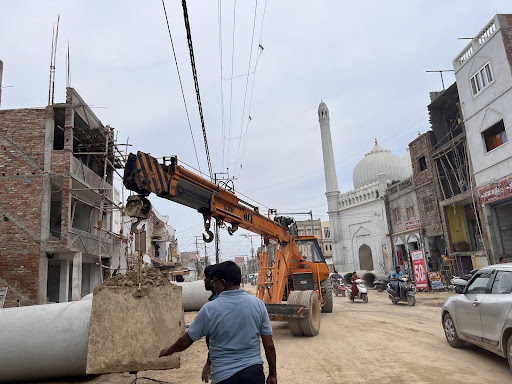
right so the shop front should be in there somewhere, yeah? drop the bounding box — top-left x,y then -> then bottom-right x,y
479,176 -> 512,262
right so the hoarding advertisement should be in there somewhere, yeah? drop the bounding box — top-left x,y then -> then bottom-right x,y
410,250 -> 428,289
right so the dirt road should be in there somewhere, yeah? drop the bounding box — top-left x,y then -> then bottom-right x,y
30,289 -> 511,384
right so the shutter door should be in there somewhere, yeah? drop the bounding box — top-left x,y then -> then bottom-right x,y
496,203 -> 512,255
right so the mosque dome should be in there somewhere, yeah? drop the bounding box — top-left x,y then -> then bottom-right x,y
352,140 -> 406,189
401,149 -> 413,179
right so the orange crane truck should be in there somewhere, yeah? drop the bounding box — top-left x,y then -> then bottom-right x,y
123,151 -> 333,336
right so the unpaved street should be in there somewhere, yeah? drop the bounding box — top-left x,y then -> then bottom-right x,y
30,289 -> 511,384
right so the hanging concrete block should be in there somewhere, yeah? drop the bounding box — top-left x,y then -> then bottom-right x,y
86,269 -> 182,374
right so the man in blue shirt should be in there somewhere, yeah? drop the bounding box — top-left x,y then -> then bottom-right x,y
202,264 -> 219,382
160,261 -> 277,384
390,266 -> 403,298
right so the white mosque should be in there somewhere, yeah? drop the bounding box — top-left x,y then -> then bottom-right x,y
318,101 -> 412,274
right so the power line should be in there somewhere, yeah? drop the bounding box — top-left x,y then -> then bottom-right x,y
234,0 -> 258,172
227,0 -> 237,173
160,0 -> 202,175
244,115 -> 428,193
181,0 -> 214,180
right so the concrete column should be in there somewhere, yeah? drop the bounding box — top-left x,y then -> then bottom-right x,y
89,263 -> 102,292
38,106 -> 55,304
72,252 -> 82,301
59,260 -> 70,303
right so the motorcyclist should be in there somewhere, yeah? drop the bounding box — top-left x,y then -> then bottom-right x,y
331,270 -> 342,281
350,272 -> 359,299
390,266 -> 403,298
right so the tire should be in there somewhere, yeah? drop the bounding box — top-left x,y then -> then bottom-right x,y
362,293 -> 368,303
321,279 -> 333,313
298,290 -> 321,337
392,300 -> 398,304
407,294 -> 416,306
335,291 -> 339,297
507,335 -> 512,371
443,313 -> 463,348
376,286 -> 385,293
287,291 -> 304,336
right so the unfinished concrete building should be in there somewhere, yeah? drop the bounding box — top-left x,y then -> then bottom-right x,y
427,83 -> 490,276
0,88 -> 122,307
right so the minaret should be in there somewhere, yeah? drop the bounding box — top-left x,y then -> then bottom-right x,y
318,101 -> 344,271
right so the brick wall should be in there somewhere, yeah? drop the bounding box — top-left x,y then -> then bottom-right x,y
409,131 -> 444,237
0,108 -> 46,306
500,14 -> 512,74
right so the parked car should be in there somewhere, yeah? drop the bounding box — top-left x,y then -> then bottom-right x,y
442,263 -> 512,369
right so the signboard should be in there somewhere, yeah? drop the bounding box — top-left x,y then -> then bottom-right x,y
234,256 -> 245,264
427,272 -> 444,290
478,176 -> 512,204
410,250 -> 428,289
404,219 -> 420,231
0,287 -> 7,308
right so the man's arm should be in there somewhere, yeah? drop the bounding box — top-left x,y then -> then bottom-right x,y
159,332 -> 194,357
261,334 -> 277,384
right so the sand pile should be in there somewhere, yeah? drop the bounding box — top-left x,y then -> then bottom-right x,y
101,267 -> 171,288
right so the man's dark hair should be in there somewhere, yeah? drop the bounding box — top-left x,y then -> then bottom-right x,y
204,264 -> 216,278
213,261 -> 241,286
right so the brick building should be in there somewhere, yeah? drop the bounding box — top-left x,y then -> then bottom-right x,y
0,88 -> 122,307
408,131 -> 446,274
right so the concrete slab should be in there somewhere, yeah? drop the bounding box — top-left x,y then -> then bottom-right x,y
86,285 -> 182,374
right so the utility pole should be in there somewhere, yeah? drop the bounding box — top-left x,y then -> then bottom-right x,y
241,234 -> 259,274
426,70 -> 454,91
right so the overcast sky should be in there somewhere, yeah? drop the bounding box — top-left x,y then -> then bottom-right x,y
1,1 -> 510,262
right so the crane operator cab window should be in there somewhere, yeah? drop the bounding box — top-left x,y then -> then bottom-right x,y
295,239 -> 326,263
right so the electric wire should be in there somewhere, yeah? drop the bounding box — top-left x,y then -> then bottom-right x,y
226,0 -> 237,173
160,0 -> 202,175
181,0 -> 214,180
233,0 -> 258,173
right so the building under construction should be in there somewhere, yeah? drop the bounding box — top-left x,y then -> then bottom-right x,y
0,87 -> 124,307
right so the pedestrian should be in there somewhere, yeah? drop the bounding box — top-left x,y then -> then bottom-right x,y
159,261 -> 277,384
500,257 -> 508,263
201,264 -> 219,382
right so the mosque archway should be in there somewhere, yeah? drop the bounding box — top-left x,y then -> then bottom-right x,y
359,244 -> 374,270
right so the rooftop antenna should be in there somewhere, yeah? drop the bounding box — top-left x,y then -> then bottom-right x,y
66,40 -> 71,88
48,15 -> 60,105
426,69 -> 454,91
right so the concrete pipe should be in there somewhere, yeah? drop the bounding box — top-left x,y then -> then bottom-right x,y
175,280 -> 211,311
362,270 -> 388,288
0,299 -> 92,383
341,271 -> 367,286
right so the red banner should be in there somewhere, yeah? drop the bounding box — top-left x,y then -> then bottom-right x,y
410,250 -> 428,289
478,176 -> 512,204
404,219 -> 420,230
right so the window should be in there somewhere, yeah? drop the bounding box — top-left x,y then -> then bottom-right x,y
423,197 -> 434,214
329,245 -> 332,251
470,62 -> 493,96
406,206 -> 415,220
325,245 -> 329,251
324,227 -> 330,239
491,271 -> 512,294
466,272 -> 491,294
392,208 -> 400,224
483,120 -> 508,152
418,156 -> 427,171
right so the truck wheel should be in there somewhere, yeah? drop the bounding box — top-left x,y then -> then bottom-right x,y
321,279 -> 333,313
299,290 -> 321,336
287,291 -> 304,336
443,313 -> 463,348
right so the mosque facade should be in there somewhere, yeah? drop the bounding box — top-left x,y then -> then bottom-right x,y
318,101 -> 412,274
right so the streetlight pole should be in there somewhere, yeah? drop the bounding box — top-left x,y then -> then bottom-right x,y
241,234 -> 259,274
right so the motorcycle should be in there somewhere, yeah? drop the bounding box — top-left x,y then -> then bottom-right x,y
332,278 -> 346,297
347,279 -> 369,303
387,276 -> 416,306
373,278 -> 389,293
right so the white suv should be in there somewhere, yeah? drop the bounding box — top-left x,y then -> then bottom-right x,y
442,263 -> 512,369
